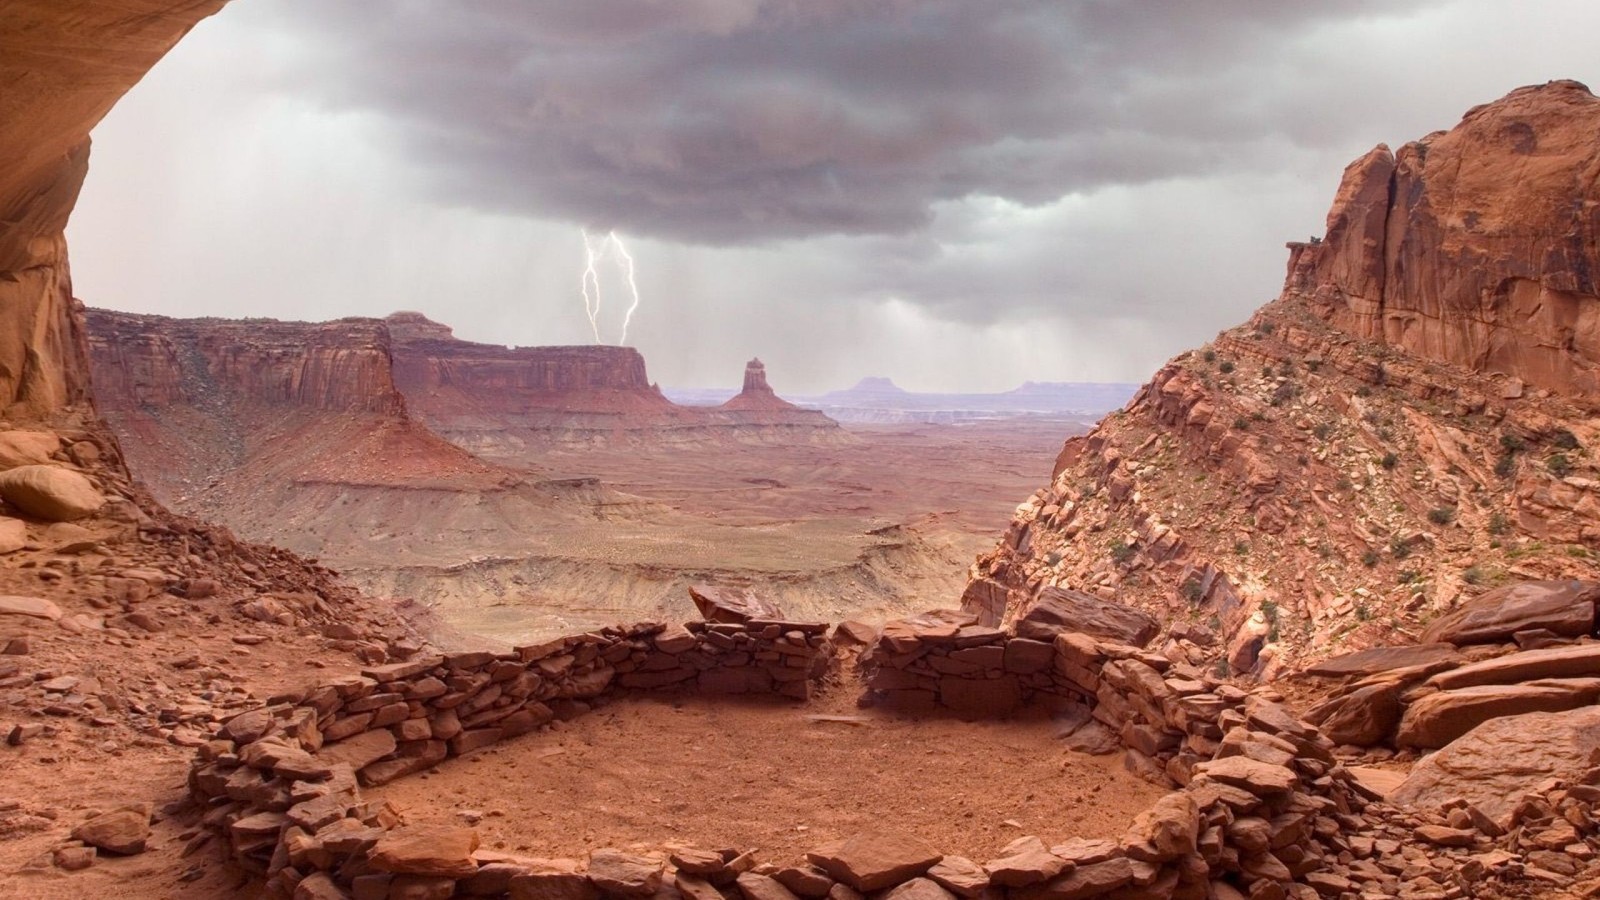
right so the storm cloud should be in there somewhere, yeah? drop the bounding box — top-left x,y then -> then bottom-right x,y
259,1 -> 1448,243
66,1 -> 1600,391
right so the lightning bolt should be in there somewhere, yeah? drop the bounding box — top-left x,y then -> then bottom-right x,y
612,232 -> 642,346
580,228 -> 604,344
577,229 -> 645,346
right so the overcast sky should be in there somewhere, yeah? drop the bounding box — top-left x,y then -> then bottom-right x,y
68,0 -> 1600,392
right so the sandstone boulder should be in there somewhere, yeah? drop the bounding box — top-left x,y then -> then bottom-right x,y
0,464 -> 104,521
1420,580 -> 1600,646
690,585 -> 784,624
1391,705 -> 1600,827
806,833 -> 943,892
0,431 -> 61,469
1303,643 -> 1463,679
70,807 -> 150,855
369,824 -> 480,877
1304,681 -> 1402,746
1395,680 -> 1600,749
1014,587 -> 1158,647
0,594 -> 61,620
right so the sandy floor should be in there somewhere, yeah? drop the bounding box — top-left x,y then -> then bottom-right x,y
373,677 -> 1166,865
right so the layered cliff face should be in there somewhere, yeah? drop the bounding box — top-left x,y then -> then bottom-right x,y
966,81 -> 1600,677
1291,80 -> 1600,400
85,308 -> 510,501
0,0 -> 228,421
388,313 -> 848,457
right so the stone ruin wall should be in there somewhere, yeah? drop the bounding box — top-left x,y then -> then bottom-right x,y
186,612 -> 1385,900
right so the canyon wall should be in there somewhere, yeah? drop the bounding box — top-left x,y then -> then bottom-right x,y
84,308 -> 508,502
968,81 -> 1600,677
387,313 -> 846,457
0,0 -> 228,421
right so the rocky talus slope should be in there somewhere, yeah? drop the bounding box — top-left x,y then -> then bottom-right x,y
966,81 -> 1600,677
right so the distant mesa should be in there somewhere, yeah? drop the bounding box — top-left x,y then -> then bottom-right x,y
848,377 -> 908,394
85,309 -> 849,481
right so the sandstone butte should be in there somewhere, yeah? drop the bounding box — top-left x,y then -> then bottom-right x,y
10,3 -> 1600,898
966,79 -> 1600,678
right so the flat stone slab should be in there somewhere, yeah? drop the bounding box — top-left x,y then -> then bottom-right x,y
690,584 -> 785,624
1396,680 -> 1600,749
1303,643 -> 1463,679
1192,756 -> 1297,796
807,833 -> 943,892
369,823 -> 480,877
1430,642 -> 1600,691
1421,580 -> 1600,646
0,595 -> 61,621
1015,587 -> 1158,648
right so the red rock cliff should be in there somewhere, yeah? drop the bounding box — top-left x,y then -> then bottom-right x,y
388,313 -> 666,407
0,1 -> 228,420
87,310 -> 406,415
1288,80 -> 1600,400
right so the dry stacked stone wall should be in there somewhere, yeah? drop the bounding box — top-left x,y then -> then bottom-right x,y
186,620 -> 833,895
184,611 -> 1422,899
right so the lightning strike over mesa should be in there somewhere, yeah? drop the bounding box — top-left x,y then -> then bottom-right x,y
576,229 -> 643,346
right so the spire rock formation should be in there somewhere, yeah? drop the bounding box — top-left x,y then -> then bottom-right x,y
965,81 -> 1600,679
722,358 -> 801,412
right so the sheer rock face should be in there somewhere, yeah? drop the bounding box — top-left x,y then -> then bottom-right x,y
965,82 -> 1600,677
1288,80 -> 1600,400
88,309 -> 408,416
84,309 -> 507,501
0,0 -> 228,420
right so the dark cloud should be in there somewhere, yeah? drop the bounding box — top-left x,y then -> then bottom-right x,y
261,0 -> 1442,244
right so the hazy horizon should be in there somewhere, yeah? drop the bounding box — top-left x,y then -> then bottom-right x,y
67,1 -> 1600,393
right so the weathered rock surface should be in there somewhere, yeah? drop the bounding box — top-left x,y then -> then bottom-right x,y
1392,706 -> 1600,826
1,1 -> 227,420
1289,80 -> 1600,398
1303,643 -> 1463,679
806,833 -> 943,892
1421,579 -> 1600,645
690,584 -> 786,625
0,465 -> 104,521
70,807 -> 150,856
1430,642 -> 1600,691
1014,587 -> 1158,647
1304,681 -> 1402,746
0,431 -> 60,468
0,594 -> 61,621
368,824 -> 481,878
1395,680 -> 1600,748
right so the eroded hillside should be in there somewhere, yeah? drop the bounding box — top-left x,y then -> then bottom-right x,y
967,80 -> 1600,677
